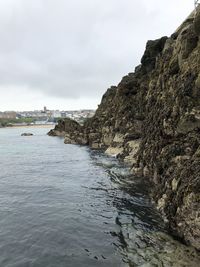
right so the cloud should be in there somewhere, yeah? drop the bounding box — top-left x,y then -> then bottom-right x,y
0,0 -> 194,110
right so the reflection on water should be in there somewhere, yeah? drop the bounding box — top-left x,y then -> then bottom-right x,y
0,127 -> 199,267
88,151 -> 200,266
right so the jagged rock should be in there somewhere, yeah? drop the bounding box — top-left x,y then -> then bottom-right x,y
48,118 -> 87,144
141,36 -> 168,72
48,8 -> 200,250
194,7 -> 200,35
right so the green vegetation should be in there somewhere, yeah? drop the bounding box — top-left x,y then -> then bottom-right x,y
0,118 -> 36,127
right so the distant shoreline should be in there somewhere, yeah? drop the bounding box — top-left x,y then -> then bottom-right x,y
1,124 -> 55,129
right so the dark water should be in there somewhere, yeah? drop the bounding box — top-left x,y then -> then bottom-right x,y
0,127 -> 199,267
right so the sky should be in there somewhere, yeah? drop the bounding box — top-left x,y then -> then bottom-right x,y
0,0 -> 194,111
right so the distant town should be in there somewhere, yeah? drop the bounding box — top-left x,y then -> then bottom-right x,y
0,107 -> 95,127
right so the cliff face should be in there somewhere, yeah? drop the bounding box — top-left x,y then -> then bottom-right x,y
49,8 -> 200,250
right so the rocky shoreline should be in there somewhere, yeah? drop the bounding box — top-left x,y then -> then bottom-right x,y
48,7 -> 200,250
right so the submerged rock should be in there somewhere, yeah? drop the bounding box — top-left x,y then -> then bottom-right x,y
49,7 -> 200,250
122,226 -> 200,266
21,133 -> 33,136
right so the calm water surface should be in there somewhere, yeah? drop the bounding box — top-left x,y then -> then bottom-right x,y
0,127 -> 199,267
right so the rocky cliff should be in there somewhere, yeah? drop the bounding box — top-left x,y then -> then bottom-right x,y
49,8 -> 200,250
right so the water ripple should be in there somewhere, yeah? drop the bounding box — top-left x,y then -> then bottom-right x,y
0,127 -> 199,267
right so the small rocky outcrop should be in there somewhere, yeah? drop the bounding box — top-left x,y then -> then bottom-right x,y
21,133 -> 33,136
49,7 -> 200,250
48,118 -> 87,144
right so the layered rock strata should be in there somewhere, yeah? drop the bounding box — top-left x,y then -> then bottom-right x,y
48,8 -> 200,250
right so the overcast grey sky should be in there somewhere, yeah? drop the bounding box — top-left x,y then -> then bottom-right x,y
0,0 -> 194,111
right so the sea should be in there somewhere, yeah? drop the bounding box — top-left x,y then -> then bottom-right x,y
0,127 -> 199,267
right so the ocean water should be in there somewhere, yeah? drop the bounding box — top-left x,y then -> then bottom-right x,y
0,127 -> 199,267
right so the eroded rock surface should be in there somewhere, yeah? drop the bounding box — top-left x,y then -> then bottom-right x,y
48,7 -> 200,250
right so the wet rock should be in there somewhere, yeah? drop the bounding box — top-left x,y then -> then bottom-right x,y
122,226 -> 200,267
21,133 -> 33,136
48,129 -> 65,137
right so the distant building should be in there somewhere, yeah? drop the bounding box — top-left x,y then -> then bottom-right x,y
52,110 -> 61,118
2,109 -> 95,124
0,111 -> 16,119
61,111 -> 67,118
